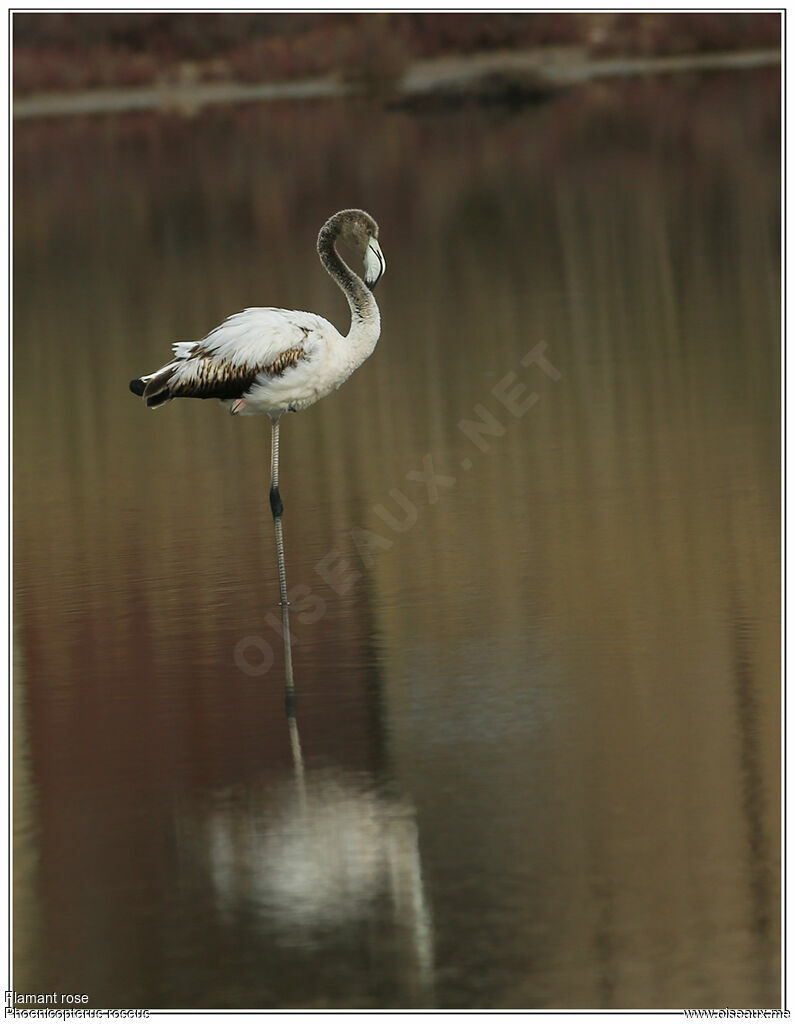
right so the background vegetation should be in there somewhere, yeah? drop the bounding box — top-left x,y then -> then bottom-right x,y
13,11 -> 781,95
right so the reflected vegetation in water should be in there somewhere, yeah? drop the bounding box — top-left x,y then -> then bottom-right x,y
13,69 -> 780,1009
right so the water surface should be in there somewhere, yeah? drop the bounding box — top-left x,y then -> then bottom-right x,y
14,71 -> 780,1009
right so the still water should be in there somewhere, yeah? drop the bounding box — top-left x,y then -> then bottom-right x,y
14,70 -> 780,1009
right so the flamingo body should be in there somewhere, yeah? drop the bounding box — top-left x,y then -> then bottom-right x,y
130,209 -> 385,418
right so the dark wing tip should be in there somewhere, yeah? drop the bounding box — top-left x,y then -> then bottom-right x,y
146,391 -> 173,408
129,378 -> 146,396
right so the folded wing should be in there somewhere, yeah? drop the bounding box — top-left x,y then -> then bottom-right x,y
134,308 -> 331,408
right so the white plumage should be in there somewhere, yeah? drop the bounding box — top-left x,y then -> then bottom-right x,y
130,209 -> 385,418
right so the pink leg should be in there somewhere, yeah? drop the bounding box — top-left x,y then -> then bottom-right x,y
230,398 -> 248,415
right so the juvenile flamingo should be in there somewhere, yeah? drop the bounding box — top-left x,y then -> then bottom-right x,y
130,209 -> 386,683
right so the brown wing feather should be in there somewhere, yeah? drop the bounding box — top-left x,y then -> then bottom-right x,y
169,359 -> 260,401
260,347 -> 307,376
144,346 -> 308,407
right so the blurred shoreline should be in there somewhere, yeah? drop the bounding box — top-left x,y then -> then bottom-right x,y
13,45 -> 782,120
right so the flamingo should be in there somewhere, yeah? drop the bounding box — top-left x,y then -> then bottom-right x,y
130,209 -> 386,684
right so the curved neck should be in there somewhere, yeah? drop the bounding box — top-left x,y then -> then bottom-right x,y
317,224 -> 379,338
